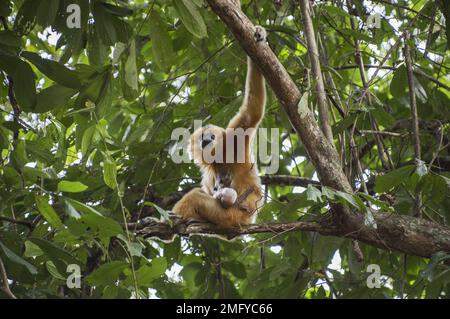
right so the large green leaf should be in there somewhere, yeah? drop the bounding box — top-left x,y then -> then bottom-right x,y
0,242 -> 38,275
147,11 -> 175,71
86,261 -> 128,286
121,40 -> 139,101
35,84 -> 77,113
390,65 -> 407,99
29,237 -> 79,265
0,53 -> 36,111
173,0 -> 207,38
57,180 -> 89,193
21,51 -> 81,89
35,196 -> 63,228
102,153 -> 117,189
374,165 -> 415,193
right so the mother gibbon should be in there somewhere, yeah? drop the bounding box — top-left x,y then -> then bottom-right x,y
173,27 -> 267,228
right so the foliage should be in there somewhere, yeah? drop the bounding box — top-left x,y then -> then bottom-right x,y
0,0 -> 449,299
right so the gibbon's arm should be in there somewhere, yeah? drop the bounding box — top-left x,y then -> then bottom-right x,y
227,56 -> 266,130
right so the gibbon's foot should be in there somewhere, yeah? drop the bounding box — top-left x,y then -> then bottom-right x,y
254,25 -> 267,42
213,187 -> 238,208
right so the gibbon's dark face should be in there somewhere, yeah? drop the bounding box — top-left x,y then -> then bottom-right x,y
191,125 -> 226,166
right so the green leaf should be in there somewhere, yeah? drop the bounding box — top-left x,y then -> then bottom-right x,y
173,0 -> 207,38
102,153 -> 117,189
117,234 -> 144,257
0,53 -> 36,111
0,0 -> 11,17
46,260 -> 66,281
374,165 -> 415,193
335,191 -> 360,209
0,242 -> 38,275
57,180 -> 89,193
36,0 -> 59,27
358,192 -> 392,212
13,0 -> 39,35
420,252 -> 450,281
81,213 -> 124,238
413,76 -> 427,103
147,11 -> 174,71
35,84 -> 77,113
100,2 -> 133,17
222,261 -> 247,279
21,51 -> 81,89
321,186 -> 337,200
81,125 -> 97,158
35,196 -> 63,228
390,65 -> 407,99
121,39 -> 139,101
86,261 -> 128,286
306,184 -> 322,203
0,30 -> 21,49
124,258 -> 167,286
29,237 -> 79,265
64,197 -> 103,216
24,240 -> 44,258
297,92 -> 310,118
92,1 -> 117,46
144,202 -> 172,224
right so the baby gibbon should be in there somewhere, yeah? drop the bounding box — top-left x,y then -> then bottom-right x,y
172,28 -> 267,228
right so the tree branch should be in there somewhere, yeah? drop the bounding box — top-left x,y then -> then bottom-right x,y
135,210 -> 450,259
0,216 -> 33,229
206,0 -> 353,198
192,0 -> 450,261
0,255 -> 17,299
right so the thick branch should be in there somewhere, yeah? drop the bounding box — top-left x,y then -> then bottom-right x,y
135,211 -> 450,259
197,0 -> 450,260
206,0 -> 352,198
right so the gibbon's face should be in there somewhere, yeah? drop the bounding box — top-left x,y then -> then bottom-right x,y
190,125 -> 226,166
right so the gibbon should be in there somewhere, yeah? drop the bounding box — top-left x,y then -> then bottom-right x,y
172,27 -> 267,228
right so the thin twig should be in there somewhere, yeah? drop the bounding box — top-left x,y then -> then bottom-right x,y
0,255 -> 17,299
0,216 -> 33,229
404,31 -> 422,218
299,0 -> 333,142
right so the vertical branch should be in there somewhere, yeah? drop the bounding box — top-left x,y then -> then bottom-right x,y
215,243 -> 225,299
0,255 -> 17,299
7,76 -> 20,141
404,31 -> 422,218
319,31 -> 365,262
2,19 -> 21,141
346,0 -> 392,170
299,0 -> 333,143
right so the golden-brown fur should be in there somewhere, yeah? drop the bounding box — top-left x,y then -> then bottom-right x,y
172,54 -> 266,228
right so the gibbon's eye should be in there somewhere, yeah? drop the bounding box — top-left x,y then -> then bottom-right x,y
201,132 -> 215,148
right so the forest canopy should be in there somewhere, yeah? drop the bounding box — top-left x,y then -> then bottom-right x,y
0,0 -> 449,299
